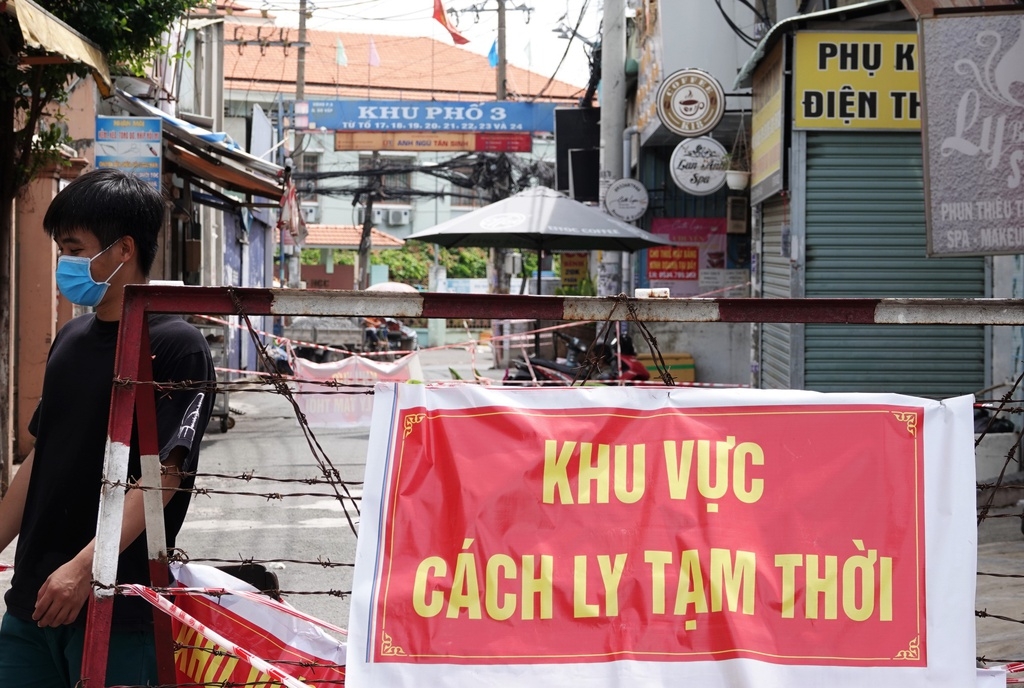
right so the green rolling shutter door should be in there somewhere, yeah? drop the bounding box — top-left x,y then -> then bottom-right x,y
804,132 -> 985,397
759,196 -> 795,389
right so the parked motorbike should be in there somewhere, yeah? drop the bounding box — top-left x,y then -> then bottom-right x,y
503,331 -> 650,385
363,317 -> 419,358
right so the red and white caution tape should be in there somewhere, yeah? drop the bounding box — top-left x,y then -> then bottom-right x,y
124,583 -> 308,688
142,585 -> 348,636
991,662 -> 1024,683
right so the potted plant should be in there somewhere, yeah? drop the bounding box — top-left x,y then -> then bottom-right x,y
725,114 -> 751,191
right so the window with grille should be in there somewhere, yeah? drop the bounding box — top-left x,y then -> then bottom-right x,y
359,156 -> 413,203
297,154 -> 320,198
448,162 -> 488,208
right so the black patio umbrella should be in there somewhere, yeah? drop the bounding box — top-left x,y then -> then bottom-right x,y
406,186 -> 671,295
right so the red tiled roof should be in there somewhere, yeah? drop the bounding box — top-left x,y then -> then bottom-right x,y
224,26 -> 584,104
191,1 -> 267,20
286,224 -> 405,249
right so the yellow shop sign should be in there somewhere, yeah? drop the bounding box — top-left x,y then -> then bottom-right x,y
794,32 -> 920,130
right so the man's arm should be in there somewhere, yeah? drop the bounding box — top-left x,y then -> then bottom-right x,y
0,450 -> 35,554
31,448 -> 187,628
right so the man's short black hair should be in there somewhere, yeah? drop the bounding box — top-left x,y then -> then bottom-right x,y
43,168 -> 165,276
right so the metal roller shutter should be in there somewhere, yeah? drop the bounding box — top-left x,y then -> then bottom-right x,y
803,132 -> 985,397
759,196 -> 795,389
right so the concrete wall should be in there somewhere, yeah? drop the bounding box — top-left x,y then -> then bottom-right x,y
634,322 -> 753,385
13,161 -> 84,460
658,0 -> 756,102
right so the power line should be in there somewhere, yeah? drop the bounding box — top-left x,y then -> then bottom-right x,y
533,0 -> 591,100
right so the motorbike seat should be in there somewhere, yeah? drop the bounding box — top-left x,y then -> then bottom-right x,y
528,357 -> 585,375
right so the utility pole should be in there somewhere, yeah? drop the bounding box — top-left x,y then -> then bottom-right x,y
358,152 -> 382,290
289,0 -> 308,289
496,0 -> 506,100
297,0 -> 306,102
490,0 -> 511,295
597,0 -> 626,297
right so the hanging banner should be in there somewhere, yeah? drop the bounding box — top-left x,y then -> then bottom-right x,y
95,116 -> 162,190
921,12 -> 1024,256
293,100 -> 557,133
751,41 -> 785,204
292,353 -> 423,428
647,217 -> 742,297
793,32 -> 920,130
334,131 -> 532,153
349,385 -> 976,688
169,564 -> 346,686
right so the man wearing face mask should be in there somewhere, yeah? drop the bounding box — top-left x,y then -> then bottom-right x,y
0,168 -> 215,685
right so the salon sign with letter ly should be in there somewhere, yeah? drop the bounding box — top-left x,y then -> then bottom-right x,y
921,13 -> 1024,256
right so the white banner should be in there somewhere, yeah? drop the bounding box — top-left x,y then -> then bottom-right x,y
349,385 -> 976,687
292,353 -> 424,427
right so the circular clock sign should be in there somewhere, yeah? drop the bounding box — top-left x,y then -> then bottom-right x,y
669,136 -> 727,196
656,68 -> 726,138
604,178 -> 650,222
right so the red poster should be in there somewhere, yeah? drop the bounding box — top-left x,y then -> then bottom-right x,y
474,133 -> 533,152
648,245 -> 699,280
647,217 -> 727,296
369,403 -> 926,667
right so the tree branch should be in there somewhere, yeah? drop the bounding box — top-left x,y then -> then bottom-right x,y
14,66 -> 50,188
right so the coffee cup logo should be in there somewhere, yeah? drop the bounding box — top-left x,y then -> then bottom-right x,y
657,69 -> 726,138
677,88 -> 708,118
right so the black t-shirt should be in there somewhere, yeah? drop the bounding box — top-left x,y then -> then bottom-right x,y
5,313 -> 215,627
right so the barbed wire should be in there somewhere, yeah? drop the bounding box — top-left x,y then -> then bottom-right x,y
232,290 -> 362,537
93,296 -> 1024,680
175,556 -> 352,569
97,581 -> 352,599
190,470 -> 362,487
977,370 -> 1024,527
100,479 -> 359,503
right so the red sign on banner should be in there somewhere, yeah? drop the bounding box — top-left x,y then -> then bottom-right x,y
368,403 -> 926,667
475,133 -> 533,152
648,245 -> 699,280
646,217 -> 728,296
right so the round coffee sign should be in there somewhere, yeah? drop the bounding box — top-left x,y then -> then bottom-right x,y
656,69 -> 726,138
669,136 -> 727,196
604,178 -> 650,222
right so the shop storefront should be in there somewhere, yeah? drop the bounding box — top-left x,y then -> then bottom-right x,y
740,0 -> 986,397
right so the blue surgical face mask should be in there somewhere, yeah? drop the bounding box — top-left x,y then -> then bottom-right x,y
55,241 -> 125,307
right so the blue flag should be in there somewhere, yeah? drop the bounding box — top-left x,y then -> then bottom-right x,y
488,39 -> 498,68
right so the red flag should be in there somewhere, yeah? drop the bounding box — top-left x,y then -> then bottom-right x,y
433,0 -> 469,44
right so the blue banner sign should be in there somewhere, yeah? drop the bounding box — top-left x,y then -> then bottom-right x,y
291,100 -> 557,133
95,116 -> 162,191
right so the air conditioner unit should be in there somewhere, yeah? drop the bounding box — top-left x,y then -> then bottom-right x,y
387,208 -> 410,226
300,202 -> 319,225
356,207 -> 384,225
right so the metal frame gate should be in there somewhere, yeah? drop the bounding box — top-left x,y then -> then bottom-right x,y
80,285 -> 1024,685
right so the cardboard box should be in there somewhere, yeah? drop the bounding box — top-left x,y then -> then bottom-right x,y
637,353 -> 696,383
